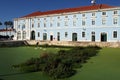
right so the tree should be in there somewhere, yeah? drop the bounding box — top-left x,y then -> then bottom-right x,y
4,21 -> 9,35
4,21 -> 13,36
4,21 -> 9,29
8,21 -> 13,29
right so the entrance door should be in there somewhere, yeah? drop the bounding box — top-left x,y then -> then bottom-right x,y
72,33 -> 77,41
43,33 -> 47,40
92,35 -> 95,42
101,33 -> 107,42
31,31 -> 35,40
50,35 -> 53,41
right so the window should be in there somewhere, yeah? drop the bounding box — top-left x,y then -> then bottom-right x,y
57,32 -> 60,41
113,31 -> 117,38
38,23 -> 40,27
44,23 -> 46,27
32,19 -> 34,21
65,20 -> 68,26
22,24 -> 25,29
65,32 -> 68,37
43,33 -> 47,40
113,11 -> 118,15
102,12 -> 106,15
73,20 -> 76,26
23,31 -> 26,39
50,22 -> 53,27
82,20 -> 85,26
91,32 -> 95,41
82,14 -> 85,17
91,32 -> 95,35
73,15 -> 76,18
38,32 -> 40,37
57,16 -> 61,27
32,23 -> 34,28
64,15 -> 69,26
58,16 -> 60,19
65,16 -> 68,18
102,18 -> 106,25
92,12 -> 95,16
82,32 -> 85,38
44,18 -> 46,20
57,22 -> 60,27
113,17 -> 118,24
17,31 -> 21,40
92,19 -> 95,25
18,25 -> 20,29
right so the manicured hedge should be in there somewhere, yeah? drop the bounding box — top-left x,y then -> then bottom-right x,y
13,46 -> 101,79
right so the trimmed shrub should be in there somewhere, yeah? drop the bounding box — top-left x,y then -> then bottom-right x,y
13,46 -> 101,79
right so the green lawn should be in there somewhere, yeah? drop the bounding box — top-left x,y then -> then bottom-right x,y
0,47 -> 120,80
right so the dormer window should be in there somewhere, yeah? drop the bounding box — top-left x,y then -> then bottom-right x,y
113,11 -> 118,15
44,18 -> 46,20
65,16 -> 68,18
73,15 -> 76,18
58,17 -> 60,19
82,14 -> 85,17
102,12 -> 106,15
92,12 -> 95,16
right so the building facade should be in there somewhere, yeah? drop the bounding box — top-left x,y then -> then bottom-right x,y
0,29 -> 15,36
14,4 -> 120,42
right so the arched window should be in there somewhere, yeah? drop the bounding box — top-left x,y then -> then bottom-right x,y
17,31 -> 21,40
31,31 -> 35,40
23,31 -> 26,39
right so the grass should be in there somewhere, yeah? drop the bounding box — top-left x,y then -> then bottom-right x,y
0,47 -> 120,80
0,47 -> 62,80
70,48 -> 120,80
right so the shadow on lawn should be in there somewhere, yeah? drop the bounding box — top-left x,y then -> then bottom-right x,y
0,72 -> 31,77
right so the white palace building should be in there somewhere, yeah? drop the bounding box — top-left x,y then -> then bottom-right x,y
14,2 -> 120,42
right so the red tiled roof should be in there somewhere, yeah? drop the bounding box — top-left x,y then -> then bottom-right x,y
22,4 -> 117,18
22,11 -> 41,17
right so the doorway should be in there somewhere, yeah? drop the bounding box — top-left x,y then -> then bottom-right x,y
101,33 -> 107,42
31,31 -> 35,40
72,33 -> 77,41
50,35 -> 53,41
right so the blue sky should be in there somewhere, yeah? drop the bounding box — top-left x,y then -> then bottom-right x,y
0,0 -> 120,28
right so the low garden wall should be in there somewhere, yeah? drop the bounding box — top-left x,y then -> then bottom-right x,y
0,40 -> 120,48
0,40 -> 25,47
26,40 -> 120,48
